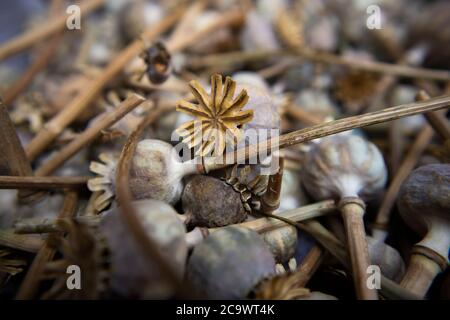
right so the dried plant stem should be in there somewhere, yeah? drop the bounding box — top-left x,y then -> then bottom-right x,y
24,7 -> 184,161
259,213 -> 419,300
16,191 -> 78,300
0,231 -> 43,253
259,59 -> 297,79
294,244 -> 326,287
25,8 -> 242,161
0,176 -> 89,190
296,48 -> 450,82
373,92 -> 434,240
399,249 -> 444,298
166,10 -> 243,52
203,94 -> 450,172
0,0 -> 105,62
3,34 -> 64,106
189,49 -> 450,81
167,0 -> 207,46
419,90 -> 450,140
0,100 -> 32,176
34,94 -> 145,177
340,198 -> 378,300
424,111 -> 450,141
284,103 -> 324,126
231,200 -> 335,233
388,120 -> 404,173
188,50 -> 290,69
373,126 -> 433,240
260,155 -> 284,214
2,1 -> 64,106
0,100 -> 39,202
15,215 -> 101,234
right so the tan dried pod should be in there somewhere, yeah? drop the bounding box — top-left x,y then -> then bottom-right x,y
397,164 -> 450,298
301,133 -> 387,300
88,139 -> 198,211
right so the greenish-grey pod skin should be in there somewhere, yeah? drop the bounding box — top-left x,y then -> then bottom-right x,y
262,225 -> 298,263
182,175 -> 247,228
100,199 -> 187,299
186,226 -> 276,299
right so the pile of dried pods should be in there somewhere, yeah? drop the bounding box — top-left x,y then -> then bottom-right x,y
0,0 -> 449,300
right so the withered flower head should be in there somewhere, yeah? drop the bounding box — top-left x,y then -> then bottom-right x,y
250,271 -> 310,300
334,70 -> 380,114
175,74 -> 253,156
87,152 -> 118,212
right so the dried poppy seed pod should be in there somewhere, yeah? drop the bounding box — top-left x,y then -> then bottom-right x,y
181,175 -> 247,228
262,225 -> 298,263
100,199 -> 187,299
119,0 -> 164,42
141,41 -> 171,84
367,237 -> 405,282
128,140 -> 186,202
238,83 -> 280,135
397,164 -> 450,297
186,226 -> 276,299
88,139 -> 198,211
301,134 -> 387,200
240,10 -> 280,51
301,133 -> 387,300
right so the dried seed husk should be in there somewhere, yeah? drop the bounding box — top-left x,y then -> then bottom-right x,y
397,164 -> 450,258
186,226 -> 276,299
181,175 -> 247,228
262,225 -> 298,263
301,133 -> 387,200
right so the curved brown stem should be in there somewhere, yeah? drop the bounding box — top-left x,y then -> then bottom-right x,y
115,107 -> 194,299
